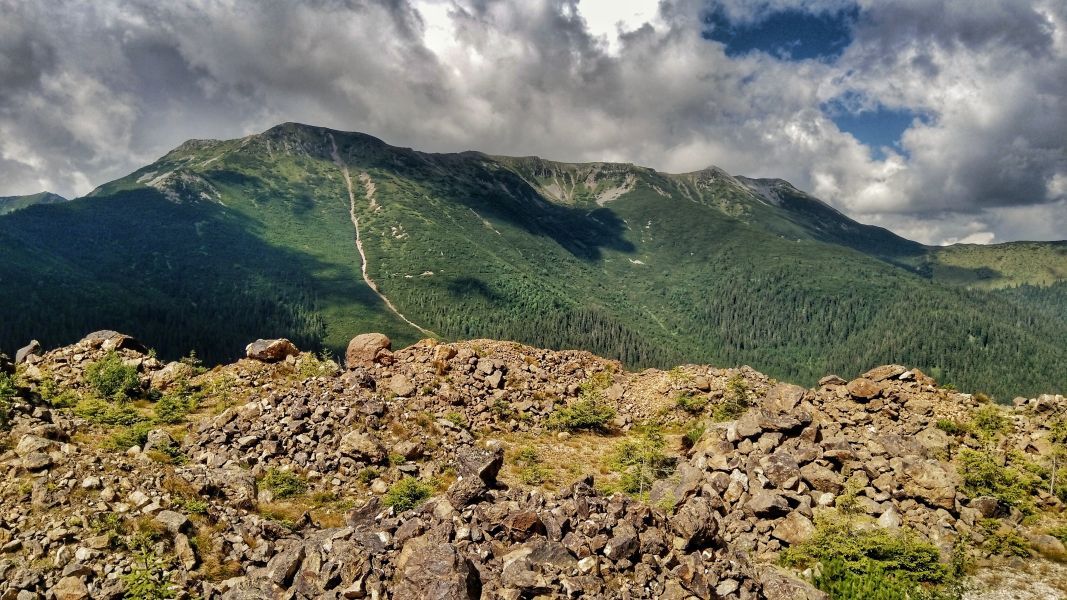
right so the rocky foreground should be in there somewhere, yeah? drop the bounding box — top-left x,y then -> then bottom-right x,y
1,331 -> 1067,600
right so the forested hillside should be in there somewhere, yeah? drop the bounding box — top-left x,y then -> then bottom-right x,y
0,123 -> 1064,399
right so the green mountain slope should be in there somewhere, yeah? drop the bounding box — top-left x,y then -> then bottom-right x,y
0,192 -> 67,215
0,123 -> 1064,399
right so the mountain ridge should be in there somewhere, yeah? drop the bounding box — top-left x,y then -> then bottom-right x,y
0,122 -> 1064,399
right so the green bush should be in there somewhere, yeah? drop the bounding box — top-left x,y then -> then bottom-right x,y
781,514 -> 952,593
84,351 -> 141,400
812,558 -> 959,600
675,392 -> 708,414
609,429 -> 675,495
548,397 -> 616,431
970,405 -> 1008,440
154,390 -> 195,424
261,468 -> 308,499
935,419 -> 971,436
979,519 -> 1031,557
957,448 -> 1039,513
103,422 -> 154,451
711,374 -> 750,422
384,477 -> 433,512
0,371 -> 17,427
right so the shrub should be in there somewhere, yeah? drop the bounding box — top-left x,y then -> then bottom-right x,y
154,390 -> 195,424
675,392 -> 707,414
548,397 -> 616,431
970,405 -> 1008,440
979,519 -> 1031,557
513,446 -> 550,485
0,371 -> 17,427
261,468 -> 308,499
445,412 -> 468,429
957,448 -> 1039,513
383,477 -> 433,512
781,513 -> 954,598
103,422 -> 155,452
122,549 -> 175,600
609,428 -> 675,495
84,352 -> 141,400
711,374 -> 750,422
935,419 -> 971,436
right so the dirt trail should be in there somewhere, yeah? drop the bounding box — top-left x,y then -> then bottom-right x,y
328,134 -> 436,338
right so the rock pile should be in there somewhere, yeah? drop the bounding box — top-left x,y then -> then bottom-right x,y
1,331 -> 1066,599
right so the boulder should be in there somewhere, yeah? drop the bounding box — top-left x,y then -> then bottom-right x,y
771,512 -> 816,545
81,330 -> 147,353
846,378 -> 881,401
760,452 -> 801,489
346,333 -> 392,368
155,510 -> 190,534
339,430 -> 388,464
862,365 -> 908,382
244,338 -> 299,362
671,497 -> 718,550
759,567 -> 829,600
51,576 -> 89,600
800,463 -> 844,494
746,491 -> 790,516
394,541 -> 480,600
764,383 -> 806,413
456,445 -> 504,486
15,340 -> 41,364
901,458 -> 959,510
389,374 -> 416,397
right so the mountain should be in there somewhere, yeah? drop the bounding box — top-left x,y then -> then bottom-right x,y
0,191 -> 67,215
0,122 -> 1064,398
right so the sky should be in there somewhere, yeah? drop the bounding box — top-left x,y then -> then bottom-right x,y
1,0 -> 1065,245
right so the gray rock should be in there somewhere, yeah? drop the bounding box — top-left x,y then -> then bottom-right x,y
155,510 -> 190,534
339,430 -> 388,464
244,338 -> 299,362
394,541 -> 480,600
346,333 -> 392,368
15,340 -> 41,364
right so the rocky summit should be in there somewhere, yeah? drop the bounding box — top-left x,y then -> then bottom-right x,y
2,331 -> 1067,600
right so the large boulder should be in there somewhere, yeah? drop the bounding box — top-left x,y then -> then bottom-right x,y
394,540 -> 481,600
15,339 -> 41,364
339,430 -> 388,464
671,497 -> 719,550
846,377 -> 881,401
81,330 -> 147,353
245,338 -> 299,362
346,333 -> 392,368
51,576 -> 90,600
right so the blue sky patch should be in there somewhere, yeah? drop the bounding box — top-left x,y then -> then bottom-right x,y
703,5 -> 859,61
827,104 -> 924,159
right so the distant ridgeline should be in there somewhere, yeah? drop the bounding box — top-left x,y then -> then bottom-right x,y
0,123 -> 1064,399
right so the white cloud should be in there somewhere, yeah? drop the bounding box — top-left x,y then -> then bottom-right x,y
0,0 -> 1062,244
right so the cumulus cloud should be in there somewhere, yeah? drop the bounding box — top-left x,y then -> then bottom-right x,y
0,0 -> 1063,243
